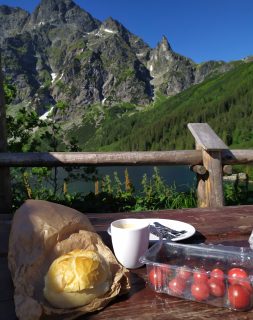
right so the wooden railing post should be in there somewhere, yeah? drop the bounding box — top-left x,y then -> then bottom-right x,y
0,52 -> 12,213
188,123 -> 228,208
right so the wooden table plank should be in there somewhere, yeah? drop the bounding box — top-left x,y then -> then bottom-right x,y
87,205 -> 253,242
0,256 -> 16,320
2,205 -> 253,319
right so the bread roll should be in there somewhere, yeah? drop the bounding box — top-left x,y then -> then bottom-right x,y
43,249 -> 111,308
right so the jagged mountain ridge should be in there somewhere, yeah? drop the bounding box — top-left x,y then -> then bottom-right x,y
0,0 -> 239,118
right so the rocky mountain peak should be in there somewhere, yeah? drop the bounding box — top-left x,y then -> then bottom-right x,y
99,17 -> 131,41
146,34 -> 197,96
158,35 -> 172,52
24,0 -> 100,32
102,17 -> 122,32
29,0 -> 74,23
0,5 -> 22,14
99,16 -> 150,58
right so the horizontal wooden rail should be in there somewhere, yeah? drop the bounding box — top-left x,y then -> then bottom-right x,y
222,150 -> 253,164
0,150 -> 253,167
0,151 -> 202,166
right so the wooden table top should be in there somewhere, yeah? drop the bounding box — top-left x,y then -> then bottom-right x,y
2,205 -> 253,319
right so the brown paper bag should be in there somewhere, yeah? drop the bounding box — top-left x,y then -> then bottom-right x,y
8,200 -> 130,320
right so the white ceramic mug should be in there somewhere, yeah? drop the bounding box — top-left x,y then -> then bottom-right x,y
111,218 -> 150,269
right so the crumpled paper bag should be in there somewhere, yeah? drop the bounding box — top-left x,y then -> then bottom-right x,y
8,199 -> 130,320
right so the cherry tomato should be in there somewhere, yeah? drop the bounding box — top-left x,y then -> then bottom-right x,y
228,268 -> 248,285
228,284 -> 251,310
168,277 -> 186,296
237,280 -> 253,294
191,282 -> 210,301
193,268 -> 209,283
177,266 -> 192,281
210,268 -> 224,281
149,268 -> 163,287
149,266 -> 171,287
160,265 -> 172,276
208,278 -> 225,297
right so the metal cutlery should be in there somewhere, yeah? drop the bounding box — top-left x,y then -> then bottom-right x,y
150,221 -> 187,240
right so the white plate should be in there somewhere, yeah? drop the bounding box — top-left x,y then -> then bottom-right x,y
107,219 -> 195,242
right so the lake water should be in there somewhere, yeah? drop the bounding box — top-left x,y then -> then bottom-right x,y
64,165 -> 196,195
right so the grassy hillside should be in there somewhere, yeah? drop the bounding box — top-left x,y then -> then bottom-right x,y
68,61 -> 253,152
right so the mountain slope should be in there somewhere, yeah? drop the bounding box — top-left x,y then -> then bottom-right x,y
68,60 -> 253,151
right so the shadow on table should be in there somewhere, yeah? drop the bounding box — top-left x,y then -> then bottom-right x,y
83,271 -> 146,320
178,230 -> 206,245
101,229 -> 206,247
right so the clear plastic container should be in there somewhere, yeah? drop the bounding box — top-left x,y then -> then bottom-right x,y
140,241 -> 253,311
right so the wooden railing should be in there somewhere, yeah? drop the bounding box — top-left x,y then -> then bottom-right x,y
1,56 -> 253,213
0,122 -> 253,213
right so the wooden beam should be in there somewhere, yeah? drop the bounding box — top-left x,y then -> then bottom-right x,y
0,53 -> 12,213
222,149 -> 253,164
188,123 -> 225,208
223,165 -> 233,175
0,150 -> 252,167
190,165 -> 207,175
195,143 -> 207,208
188,123 -> 228,151
0,150 -> 202,167
201,150 -> 224,207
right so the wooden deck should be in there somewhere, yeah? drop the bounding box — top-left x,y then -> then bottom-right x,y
2,205 -> 253,319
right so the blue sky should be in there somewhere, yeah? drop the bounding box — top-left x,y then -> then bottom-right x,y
1,0 -> 253,63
